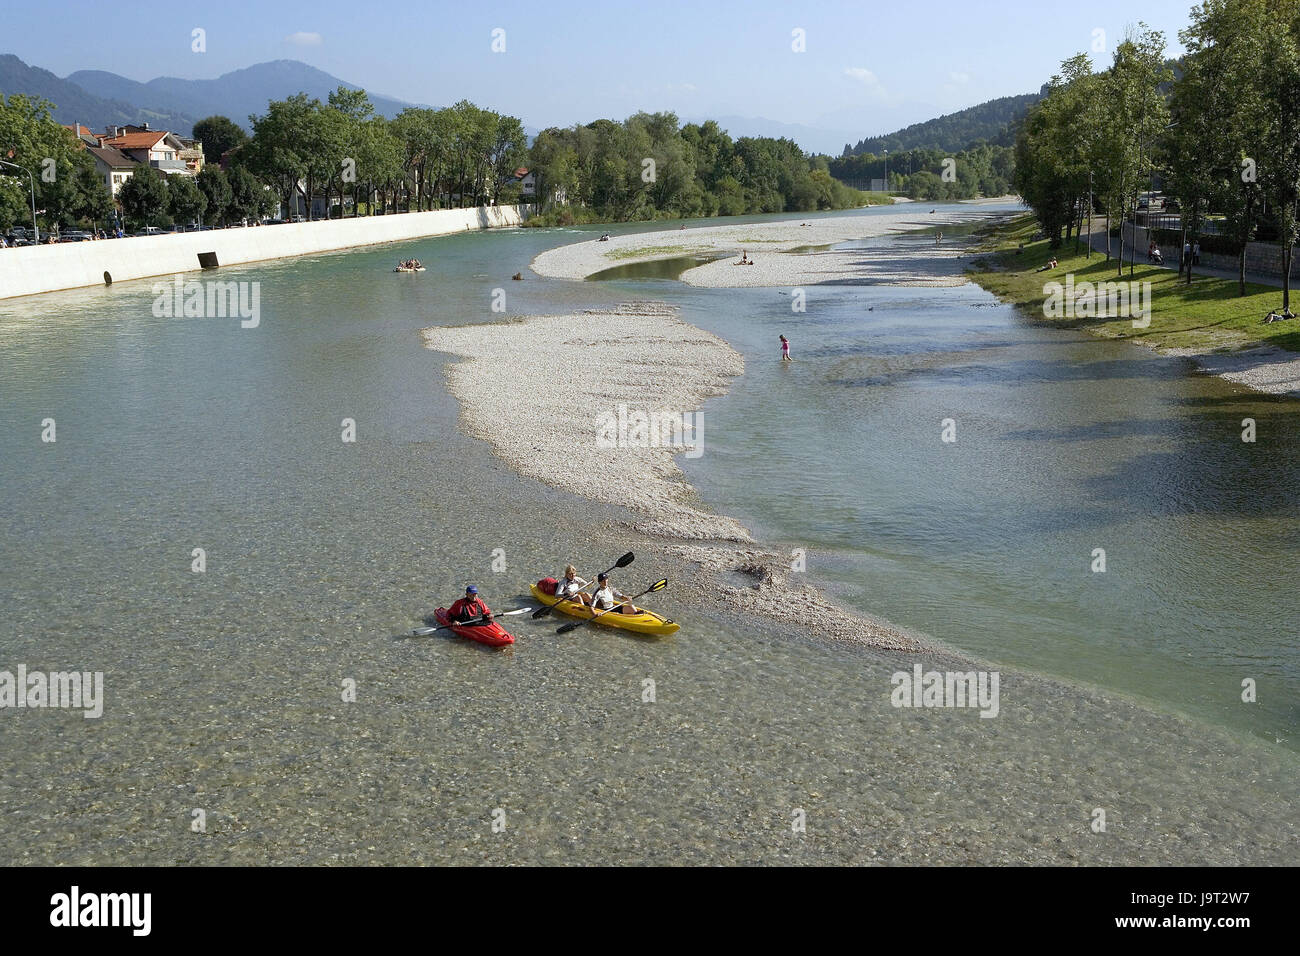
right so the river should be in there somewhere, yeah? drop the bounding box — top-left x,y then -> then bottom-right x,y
1,204 -> 1295,864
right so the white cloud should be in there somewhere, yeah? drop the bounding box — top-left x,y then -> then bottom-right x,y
844,67 -> 888,101
285,32 -> 323,46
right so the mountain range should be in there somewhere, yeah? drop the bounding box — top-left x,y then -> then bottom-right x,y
843,91 -> 1046,156
1,52 -> 1039,157
0,55 -> 420,137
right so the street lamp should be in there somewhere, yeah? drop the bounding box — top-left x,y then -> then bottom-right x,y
0,159 -> 39,244
883,149 -> 888,193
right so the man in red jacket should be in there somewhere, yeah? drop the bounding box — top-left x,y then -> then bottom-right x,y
447,585 -> 492,623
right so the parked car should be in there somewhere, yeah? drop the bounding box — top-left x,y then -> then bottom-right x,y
1164,199 -> 1182,213
261,218 -> 287,226
290,215 -> 306,223
132,226 -> 167,237
60,230 -> 93,242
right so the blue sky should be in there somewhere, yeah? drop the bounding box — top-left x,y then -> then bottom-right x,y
8,0 -> 1197,152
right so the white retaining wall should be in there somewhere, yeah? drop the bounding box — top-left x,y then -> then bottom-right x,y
0,205 -> 526,300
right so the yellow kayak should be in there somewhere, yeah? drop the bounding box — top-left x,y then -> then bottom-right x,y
530,583 -> 680,636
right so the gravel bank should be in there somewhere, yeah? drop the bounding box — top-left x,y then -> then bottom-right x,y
531,203 -> 1017,288
1161,343 -> 1300,395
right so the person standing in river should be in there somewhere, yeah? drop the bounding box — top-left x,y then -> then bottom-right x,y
780,334 -> 792,362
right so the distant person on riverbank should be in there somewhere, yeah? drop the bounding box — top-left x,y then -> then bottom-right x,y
936,231 -> 943,246
1183,240 -> 1192,269
780,334 -> 792,362
1034,257 -> 1058,273
1193,241 -> 1201,265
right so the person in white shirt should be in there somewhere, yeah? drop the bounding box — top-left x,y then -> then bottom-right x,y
556,565 -> 591,604
591,573 -> 636,615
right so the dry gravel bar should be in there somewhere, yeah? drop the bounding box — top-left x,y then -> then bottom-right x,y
424,302 -> 750,542
531,200 -> 1017,288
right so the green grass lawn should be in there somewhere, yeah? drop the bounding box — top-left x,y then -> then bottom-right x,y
967,215 -> 1300,354
603,244 -> 707,260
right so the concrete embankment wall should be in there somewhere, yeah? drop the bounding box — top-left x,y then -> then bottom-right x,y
0,205 -> 526,300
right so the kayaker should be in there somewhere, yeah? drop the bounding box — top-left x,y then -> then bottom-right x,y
557,565 -> 592,604
447,585 -> 492,622
591,573 -> 636,615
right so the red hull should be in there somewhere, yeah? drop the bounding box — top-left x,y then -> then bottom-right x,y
434,608 -> 515,647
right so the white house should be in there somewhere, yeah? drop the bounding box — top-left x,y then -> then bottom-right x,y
85,145 -> 137,196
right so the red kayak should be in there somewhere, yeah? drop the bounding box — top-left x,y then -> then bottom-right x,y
434,608 -> 515,647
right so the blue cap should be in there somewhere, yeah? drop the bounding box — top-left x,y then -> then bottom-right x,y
465,585 -> 478,594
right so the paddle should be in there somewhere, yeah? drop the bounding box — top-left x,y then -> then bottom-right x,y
556,578 -> 668,635
397,607 -> 531,638
532,551 -> 635,619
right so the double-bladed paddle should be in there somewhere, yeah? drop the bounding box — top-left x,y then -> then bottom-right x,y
532,551 -> 635,619
396,606 -> 532,638
556,578 -> 668,635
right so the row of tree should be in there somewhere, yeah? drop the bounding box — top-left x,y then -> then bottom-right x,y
229,92 -> 528,221
528,114 -> 867,221
1013,0 -> 1300,308
827,143 -> 1015,201
116,164 -> 275,230
6,83 -> 872,235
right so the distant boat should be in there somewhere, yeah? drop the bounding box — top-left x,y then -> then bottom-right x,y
395,265 -> 426,273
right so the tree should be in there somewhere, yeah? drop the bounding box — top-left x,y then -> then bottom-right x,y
167,174 -> 207,227
1257,0 -> 1300,312
0,93 -> 114,234
196,166 -> 233,225
227,165 -> 273,223
1170,0 -> 1269,293
192,116 -> 248,164
118,166 -> 172,229
247,93 -> 317,217
487,113 -> 527,205
1105,26 -> 1172,276
70,161 -> 113,229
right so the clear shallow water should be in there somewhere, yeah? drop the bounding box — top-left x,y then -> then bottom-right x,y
1,206 -> 1296,864
667,272 -> 1300,750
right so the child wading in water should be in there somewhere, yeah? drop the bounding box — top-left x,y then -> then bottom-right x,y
780,334 -> 792,362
